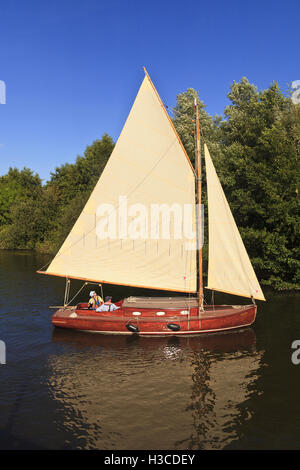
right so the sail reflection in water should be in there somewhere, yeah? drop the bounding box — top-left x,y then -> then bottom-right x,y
47,328 -> 263,450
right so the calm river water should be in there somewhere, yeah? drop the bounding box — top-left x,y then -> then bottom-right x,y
0,251 -> 299,450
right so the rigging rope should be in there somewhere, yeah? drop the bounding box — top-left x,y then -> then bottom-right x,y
64,280 -> 104,308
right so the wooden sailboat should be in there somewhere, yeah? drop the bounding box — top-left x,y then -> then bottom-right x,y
37,68 -> 265,336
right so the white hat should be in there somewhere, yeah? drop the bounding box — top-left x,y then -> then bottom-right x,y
89,291 -> 96,297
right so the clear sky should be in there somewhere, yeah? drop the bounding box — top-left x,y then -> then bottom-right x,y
0,0 -> 299,182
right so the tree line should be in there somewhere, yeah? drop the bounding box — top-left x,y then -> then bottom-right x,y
0,77 -> 299,290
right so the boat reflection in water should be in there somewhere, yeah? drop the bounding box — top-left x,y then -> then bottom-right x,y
51,327 -> 256,353
49,328 -> 263,450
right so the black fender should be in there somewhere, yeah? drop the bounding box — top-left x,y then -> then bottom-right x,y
126,323 -> 139,333
167,323 -> 181,331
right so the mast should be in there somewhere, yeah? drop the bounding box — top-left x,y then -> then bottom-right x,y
195,99 -> 204,311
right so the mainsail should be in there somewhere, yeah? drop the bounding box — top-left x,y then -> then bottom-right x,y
204,144 -> 265,301
44,71 -> 197,292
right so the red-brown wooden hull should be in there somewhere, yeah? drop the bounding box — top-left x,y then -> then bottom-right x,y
52,300 -> 257,336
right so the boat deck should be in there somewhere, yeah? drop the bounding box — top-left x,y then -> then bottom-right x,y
56,302 -> 252,321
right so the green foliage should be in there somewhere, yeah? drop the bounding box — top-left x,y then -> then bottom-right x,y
40,190 -> 90,254
171,78 -> 300,290
0,167 -> 42,225
212,78 -> 299,290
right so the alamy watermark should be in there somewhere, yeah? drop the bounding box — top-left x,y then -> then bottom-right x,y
0,340 -> 6,364
95,196 -> 204,251
0,80 -> 6,104
291,340 -> 300,365
291,80 -> 300,105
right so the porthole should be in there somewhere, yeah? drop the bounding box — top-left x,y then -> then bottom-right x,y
180,310 -> 189,315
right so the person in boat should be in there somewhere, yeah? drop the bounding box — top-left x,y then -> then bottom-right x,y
88,291 -> 103,310
96,296 -> 119,312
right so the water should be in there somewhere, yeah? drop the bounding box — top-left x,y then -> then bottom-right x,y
0,251 -> 299,450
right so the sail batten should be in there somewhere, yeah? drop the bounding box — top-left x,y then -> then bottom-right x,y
204,144 -> 265,301
44,72 -> 197,293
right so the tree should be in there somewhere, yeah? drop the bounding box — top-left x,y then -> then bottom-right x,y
0,167 -> 42,226
218,78 -> 300,289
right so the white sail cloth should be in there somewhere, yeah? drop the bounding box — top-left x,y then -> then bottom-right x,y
45,73 -> 197,292
204,144 -> 265,301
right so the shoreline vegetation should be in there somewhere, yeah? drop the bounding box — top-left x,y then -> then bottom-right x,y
0,78 -> 299,291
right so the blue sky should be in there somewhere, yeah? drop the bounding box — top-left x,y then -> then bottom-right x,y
0,0 -> 299,182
